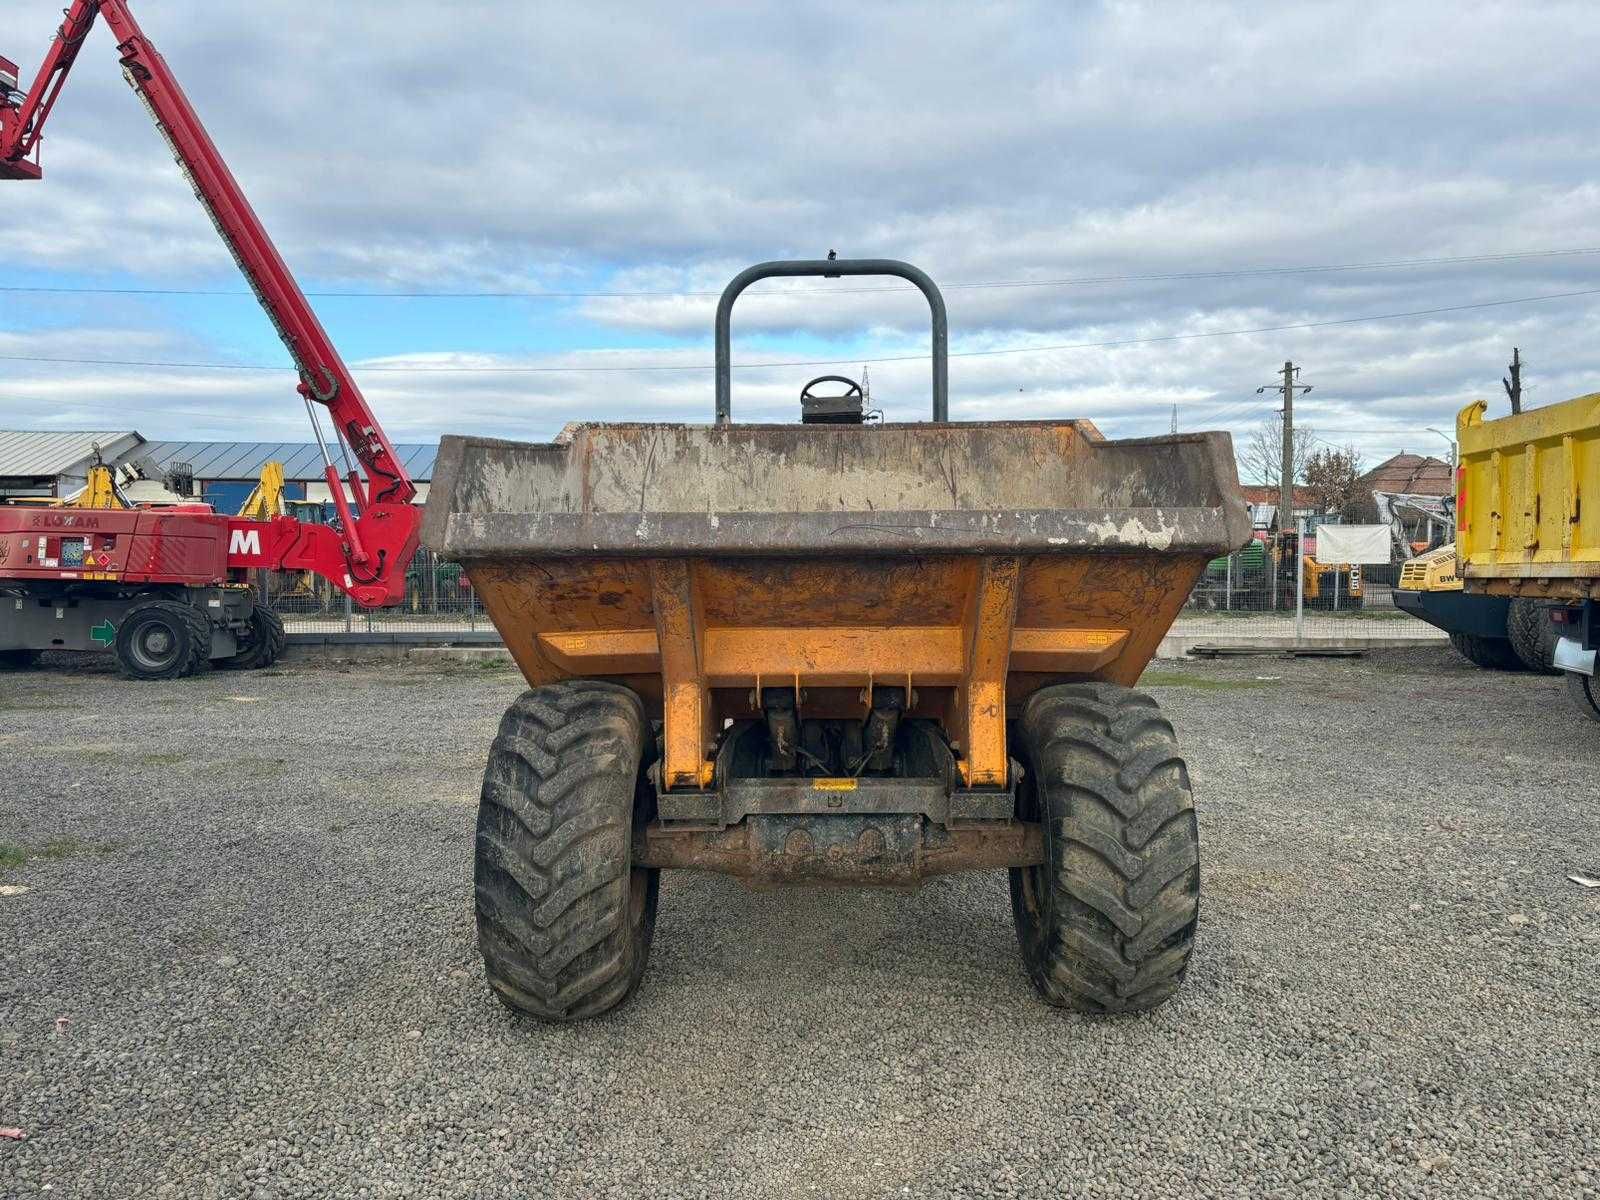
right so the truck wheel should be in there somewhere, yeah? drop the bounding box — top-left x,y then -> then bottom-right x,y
1507,599 -> 1561,674
1010,682 -> 1200,1014
1567,672 -> 1600,724
1447,631 -> 1525,671
474,680 -> 657,1021
220,606 -> 285,670
0,649 -> 41,670
113,600 -> 211,680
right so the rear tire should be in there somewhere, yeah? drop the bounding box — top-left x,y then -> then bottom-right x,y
473,680 -> 658,1021
0,649 -> 42,670
220,605 -> 285,670
1009,682 -> 1200,1014
1447,631 -> 1525,671
113,600 -> 211,680
1567,672 -> 1600,724
1507,599 -> 1561,674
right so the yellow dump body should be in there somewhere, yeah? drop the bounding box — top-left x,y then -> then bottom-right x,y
423,420 -> 1250,792
1458,392 -> 1600,598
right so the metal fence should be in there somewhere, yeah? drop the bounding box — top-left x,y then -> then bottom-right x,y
1173,524 -> 1443,647
260,547 -> 495,637
261,538 -> 1447,648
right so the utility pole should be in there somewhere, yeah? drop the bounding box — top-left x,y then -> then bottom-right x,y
1258,361 -> 1312,612
1170,404 -> 1178,434
1257,361 -> 1313,538
1502,347 -> 1522,415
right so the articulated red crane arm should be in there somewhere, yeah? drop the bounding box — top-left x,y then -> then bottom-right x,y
2,1 -> 420,606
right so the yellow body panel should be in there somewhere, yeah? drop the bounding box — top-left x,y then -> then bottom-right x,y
1458,392 -> 1600,597
1396,544 -> 1461,593
470,553 -> 1205,791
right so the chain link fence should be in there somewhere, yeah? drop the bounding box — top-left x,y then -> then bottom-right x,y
1173,529 -> 1443,645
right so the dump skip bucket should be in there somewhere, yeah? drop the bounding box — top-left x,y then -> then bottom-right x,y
423,418 -> 1249,792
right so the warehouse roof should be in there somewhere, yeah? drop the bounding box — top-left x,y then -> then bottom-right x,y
134,440 -> 437,482
0,430 -> 141,477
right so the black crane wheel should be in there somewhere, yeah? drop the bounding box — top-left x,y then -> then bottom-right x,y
220,605 -> 286,670
114,600 -> 211,680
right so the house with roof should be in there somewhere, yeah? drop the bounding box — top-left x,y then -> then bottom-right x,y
1357,452 -> 1453,497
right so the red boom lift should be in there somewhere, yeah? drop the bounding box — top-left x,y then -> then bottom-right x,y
1,1 -> 422,678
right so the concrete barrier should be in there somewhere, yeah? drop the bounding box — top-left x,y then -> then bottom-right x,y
1154,630 -> 1448,659
285,630 -> 1447,667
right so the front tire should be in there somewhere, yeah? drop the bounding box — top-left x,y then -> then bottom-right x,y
1447,631 -> 1525,671
1010,682 -> 1200,1014
474,680 -> 658,1021
113,600 -> 211,680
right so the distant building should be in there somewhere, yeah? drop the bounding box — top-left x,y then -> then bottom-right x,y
1239,484 -> 1317,510
0,430 -> 435,511
130,439 -> 437,511
0,430 -> 142,501
1239,484 -> 1318,532
1357,452 -> 1453,497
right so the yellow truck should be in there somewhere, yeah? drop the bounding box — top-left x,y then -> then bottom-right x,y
1393,544 -> 1558,672
1457,390 -> 1600,718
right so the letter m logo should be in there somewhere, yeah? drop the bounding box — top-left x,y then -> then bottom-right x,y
229,527 -> 262,557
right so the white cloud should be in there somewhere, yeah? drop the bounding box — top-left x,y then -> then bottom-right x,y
2,0 -> 1599,475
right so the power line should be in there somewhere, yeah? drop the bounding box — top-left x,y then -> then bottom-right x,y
3,245 -> 1600,301
1202,400 -> 1277,423
4,286 -> 1599,376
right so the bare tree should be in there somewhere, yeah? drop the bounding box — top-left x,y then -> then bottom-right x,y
1240,413 -> 1315,487
1303,444 -> 1366,518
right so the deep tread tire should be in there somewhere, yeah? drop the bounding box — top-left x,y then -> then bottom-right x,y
1507,599 -> 1561,675
113,600 -> 211,680
1009,682 -> 1199,1014
1448,631 -> 1525,671
220,605 -> 285,670
1567,672 -> 1600,724
474,680 -> 658,1021
0,649 -> 42,670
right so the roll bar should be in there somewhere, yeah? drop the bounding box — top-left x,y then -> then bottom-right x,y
714,258 -> 949,423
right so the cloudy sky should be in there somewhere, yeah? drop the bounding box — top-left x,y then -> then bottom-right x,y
3,0 -> 1599,477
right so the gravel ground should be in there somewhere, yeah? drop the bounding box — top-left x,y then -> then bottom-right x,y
2,646 -> 1597,1199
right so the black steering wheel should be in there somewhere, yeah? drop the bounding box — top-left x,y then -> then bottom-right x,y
800,375 -> 864,403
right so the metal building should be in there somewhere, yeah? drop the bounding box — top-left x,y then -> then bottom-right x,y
0,430 -> 143,501
131,440 -> 438,511
0,431 -> 436,511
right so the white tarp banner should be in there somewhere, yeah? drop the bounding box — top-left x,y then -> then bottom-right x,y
1314,524 -> 1391,564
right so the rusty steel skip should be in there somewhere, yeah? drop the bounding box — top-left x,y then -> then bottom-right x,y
423,260 -> 1251,1021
